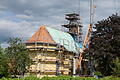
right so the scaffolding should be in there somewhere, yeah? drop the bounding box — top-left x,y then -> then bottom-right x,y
25,37 -> 75,77
62,13 -> 83,43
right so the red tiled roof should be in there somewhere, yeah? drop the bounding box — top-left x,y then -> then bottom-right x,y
27,26 -> 55,43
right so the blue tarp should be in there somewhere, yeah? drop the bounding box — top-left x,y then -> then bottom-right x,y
46,26 -> 82,54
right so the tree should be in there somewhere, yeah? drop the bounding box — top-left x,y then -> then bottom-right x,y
89,14 -> 120,76
0,44 -> 9,77
5,38 -> 31,77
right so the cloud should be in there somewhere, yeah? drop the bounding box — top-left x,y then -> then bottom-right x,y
0,0 -> 120,46
15,14 -> 33,20
1,42 -> 9,48
0,20 -> 36,42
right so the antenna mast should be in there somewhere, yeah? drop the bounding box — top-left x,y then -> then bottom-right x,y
78,0 -> 96,76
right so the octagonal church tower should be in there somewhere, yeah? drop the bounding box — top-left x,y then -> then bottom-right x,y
25,25 -> 82,77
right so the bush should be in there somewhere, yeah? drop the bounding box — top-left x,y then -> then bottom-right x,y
112,58 -> 120,77
0,76 -> 119,80
94,71 -> 103,76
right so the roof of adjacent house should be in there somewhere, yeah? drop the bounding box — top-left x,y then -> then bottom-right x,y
27,26 -> 82,53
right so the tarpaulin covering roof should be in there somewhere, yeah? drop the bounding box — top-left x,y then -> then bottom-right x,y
27,26 -> 82,53
46,27 -> 78,53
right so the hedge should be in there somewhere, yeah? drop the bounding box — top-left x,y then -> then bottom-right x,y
0,76 -> 120,80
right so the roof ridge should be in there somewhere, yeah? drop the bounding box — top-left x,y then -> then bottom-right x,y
45,26 -> 69,35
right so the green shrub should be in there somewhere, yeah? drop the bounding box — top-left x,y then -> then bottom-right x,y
112,58 -> 120,77
0,76 -> 119,80
94,71 -> 103,76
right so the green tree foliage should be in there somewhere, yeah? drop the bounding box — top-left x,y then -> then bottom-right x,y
0,44 -> 9,77
5,38 -> 31,77
89,14 -> 120,76
112,58 -> 120,77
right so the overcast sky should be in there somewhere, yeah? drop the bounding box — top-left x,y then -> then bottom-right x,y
0,0 -> 120,47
